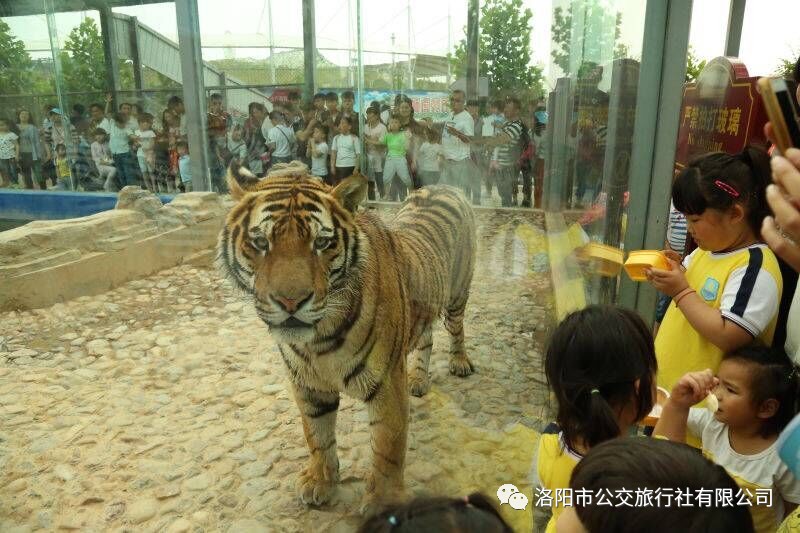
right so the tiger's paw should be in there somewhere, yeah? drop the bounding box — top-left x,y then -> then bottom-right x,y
408,370 -> 431,397
449,355 -> 474,377
297,465 -> 338,506
359,485 -> 405,517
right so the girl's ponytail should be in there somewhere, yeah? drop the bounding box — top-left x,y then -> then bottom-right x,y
741,145 -> 772,236
582,387 -> 628,448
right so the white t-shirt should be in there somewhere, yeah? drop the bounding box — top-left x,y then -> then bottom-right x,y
311,142 -> 329,176
688,408 -> 800,532
365,122 -> 387,154
418,141 -> 443,172
260,117 -> 274,142
135,129 -> 156,157
267,125 -> 295,158
442,109 -> 473,161
331,134 -> 361,167
0,132 -> 19,159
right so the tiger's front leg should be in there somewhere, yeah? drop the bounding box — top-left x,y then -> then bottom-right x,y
291,383 -> 341,506
360,359 -> 408,515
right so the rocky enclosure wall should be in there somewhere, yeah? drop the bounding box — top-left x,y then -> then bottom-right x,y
0,188 -> 231,312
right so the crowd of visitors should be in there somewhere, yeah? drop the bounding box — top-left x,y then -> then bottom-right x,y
0,88 -> 549,207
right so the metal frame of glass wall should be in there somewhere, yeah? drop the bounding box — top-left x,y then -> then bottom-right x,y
2,0 -> 750,320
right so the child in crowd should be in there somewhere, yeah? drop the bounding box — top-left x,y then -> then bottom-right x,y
177,140 -> 191,192
0,118 -> 19,187
307,124 -> 329,181
91,128 -> 118,192
416,126 -> 443,187
647,147 -> 783,404
135,113 -> 157,191
364,105 -> 387,200
653,200 -> 689,335
655,347 -> 800,533
227,124 -> 247,167
557,437 -> 755,532
532,305 -> 658,533
330,116 -> 360,186
53,143 -> 71,189
357,492 -> 513,533
108,112 -> 137,188
367,116 -> 412,201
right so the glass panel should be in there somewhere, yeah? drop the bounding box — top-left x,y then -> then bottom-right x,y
0,1 -> 687,532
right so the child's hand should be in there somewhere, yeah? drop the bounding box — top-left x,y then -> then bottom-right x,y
646,256 -> 689,297
670,369 -> 718,409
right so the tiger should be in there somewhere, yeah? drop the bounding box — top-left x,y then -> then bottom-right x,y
216,161 -> 476,513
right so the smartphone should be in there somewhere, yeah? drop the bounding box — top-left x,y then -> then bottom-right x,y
758,76 -> 800,154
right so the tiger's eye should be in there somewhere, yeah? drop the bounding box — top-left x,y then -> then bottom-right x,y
252,235 -> 269,251
314,236 -> 334,250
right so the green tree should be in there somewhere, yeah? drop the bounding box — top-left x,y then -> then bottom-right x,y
0,19 -> 34,95
550,3 -> 626,75
59,18 -> 133,94
685,45 -> 707,83
449,0 -> 544,99
773,53 -> 797,79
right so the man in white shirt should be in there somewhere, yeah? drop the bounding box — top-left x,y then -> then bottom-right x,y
266,111 -> 296,165
441,89 -> 480,205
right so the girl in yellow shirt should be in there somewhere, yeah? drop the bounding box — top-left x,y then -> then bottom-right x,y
648,147 -> 782,396
531,305 -> 658,532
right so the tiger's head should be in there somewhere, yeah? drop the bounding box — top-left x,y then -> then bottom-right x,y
217,161 -> 368,344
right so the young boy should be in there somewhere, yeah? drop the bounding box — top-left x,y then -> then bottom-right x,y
135,112 -> 157,191
330,116 -> 361,186
177,140 -> 192,192
307,124 -> 329,181
91,128 -> 118,192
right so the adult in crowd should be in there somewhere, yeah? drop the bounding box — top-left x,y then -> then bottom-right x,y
88,101 -> 113,134
243,102 -> 269,176
166,96 -> 186,136
16,109 -> 43,189
293,102 -> 317,168
207,92 -> 231,192
440,89 -> 480,204
394,95 -> 425,187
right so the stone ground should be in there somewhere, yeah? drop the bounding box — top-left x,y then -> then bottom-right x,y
0,208 -> 554,533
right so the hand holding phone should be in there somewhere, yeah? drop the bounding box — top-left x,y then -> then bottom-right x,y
758,77 -> 800,155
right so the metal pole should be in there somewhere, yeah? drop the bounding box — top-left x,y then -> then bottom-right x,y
98,5 -> 121,111
724,0 -> 746,57
466,0 -> 479,100
129,17 -> 145,93
302,0 -> 317,103
44,0 -> 76,191
268,0 -> 277,85
618,0 -> 693,321
175,0 -> 212,192
407,0 -> 413,90
446,4 -> 452,86
356,0 -> 366,175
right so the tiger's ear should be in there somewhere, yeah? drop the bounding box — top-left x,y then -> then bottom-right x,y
332,173 -> 368,213
227,160 -> 261,201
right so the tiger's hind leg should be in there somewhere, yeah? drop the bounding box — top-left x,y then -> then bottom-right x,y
291,383 -> 341,506
444,296 -> 474,377
408,323 -> 433,397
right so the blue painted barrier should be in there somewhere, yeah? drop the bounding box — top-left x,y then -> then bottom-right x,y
0,190 -> 175,222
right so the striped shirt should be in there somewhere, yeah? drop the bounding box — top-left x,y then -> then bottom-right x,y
667,202 -> 688,254
494,120 -> 523,167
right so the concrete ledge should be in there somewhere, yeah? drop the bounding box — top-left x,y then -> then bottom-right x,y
0,188 -> 228,312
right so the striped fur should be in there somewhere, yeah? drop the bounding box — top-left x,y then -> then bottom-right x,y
216,161 -> 476,512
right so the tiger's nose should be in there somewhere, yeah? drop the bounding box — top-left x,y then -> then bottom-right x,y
270,292 -> 313,314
